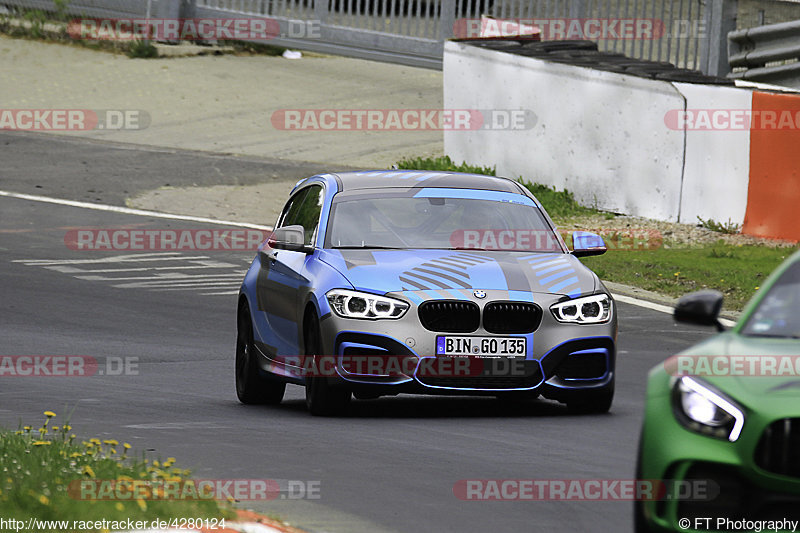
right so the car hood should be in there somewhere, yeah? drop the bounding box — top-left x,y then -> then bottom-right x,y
318,248 -> 597,298
669,332 -> 800,412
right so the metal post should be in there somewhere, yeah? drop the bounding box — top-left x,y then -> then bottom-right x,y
702,0 -> 737,76
440,0 -> 456,40
314,0 -> 329,25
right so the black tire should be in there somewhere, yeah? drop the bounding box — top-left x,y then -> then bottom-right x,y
236,301 -> 285,405
304,311 -> 350,416
633,432 -> 652,533
566,380 -> 614,414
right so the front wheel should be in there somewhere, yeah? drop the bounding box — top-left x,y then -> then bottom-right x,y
304,312 -> 350,416
236,301 -> 285,405
566,380 -> 614,414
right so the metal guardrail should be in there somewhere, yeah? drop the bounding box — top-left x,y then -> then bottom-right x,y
728,20 -> 800,87
1,0 -> 732,73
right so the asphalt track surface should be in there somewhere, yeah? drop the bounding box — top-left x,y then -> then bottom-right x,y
0,132 -> 717,533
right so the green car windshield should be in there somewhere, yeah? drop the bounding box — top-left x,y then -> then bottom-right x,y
742,260 -> 800,338
325,194 -> 559,252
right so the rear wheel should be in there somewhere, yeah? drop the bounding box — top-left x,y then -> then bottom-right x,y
304,311 -> 350,416
236,301 -> 285,405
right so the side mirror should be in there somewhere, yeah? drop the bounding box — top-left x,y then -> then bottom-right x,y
267,225 -> 313,254
571,231 -> 607,257
674,290 -> 725,331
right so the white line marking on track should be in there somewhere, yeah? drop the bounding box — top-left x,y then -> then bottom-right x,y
612,293 -> 736,328
3,189 -> 740,315
0,190 -> 273,230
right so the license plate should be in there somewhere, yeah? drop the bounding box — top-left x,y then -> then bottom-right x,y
436,336 -> 527,357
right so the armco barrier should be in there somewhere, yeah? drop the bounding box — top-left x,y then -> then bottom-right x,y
444,39 -> 800,240
728,20 -> 800,88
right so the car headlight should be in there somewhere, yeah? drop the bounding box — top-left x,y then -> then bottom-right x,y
672,376 -> 745,442
326,289 -> 409,320
550,294 -> 611,324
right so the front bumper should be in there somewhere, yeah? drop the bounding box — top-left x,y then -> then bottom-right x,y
638,374 -> 800,532
315,289 -> 616,395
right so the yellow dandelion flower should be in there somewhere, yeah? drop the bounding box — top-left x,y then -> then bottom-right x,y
38,494 -> 49,505
32,440 -> 51,446
123,443 -> 131,450
52,426 -> 59,432
115,502 -> 124,511
755,286 -> 760,290
43,411 -> 56,418
135,499 -> 147,511
23,426 -> 31,431
90,438 -> 101,445
69,452 -> 82,458
63,425 -> 72,431
82,465 -> 96,478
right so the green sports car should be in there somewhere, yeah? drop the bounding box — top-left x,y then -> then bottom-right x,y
636,250 -> 800,532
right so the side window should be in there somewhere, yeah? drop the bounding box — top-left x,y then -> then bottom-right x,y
277,188 -> 309,230
279,185 -> 323,246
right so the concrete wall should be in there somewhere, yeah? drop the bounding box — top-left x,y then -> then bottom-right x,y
673,82 -> 752,225
444,41 -> 687,221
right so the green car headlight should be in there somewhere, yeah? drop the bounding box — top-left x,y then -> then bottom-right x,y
672,376 -> 745,442
550,294 -> 611,324
326,289 -> 409,320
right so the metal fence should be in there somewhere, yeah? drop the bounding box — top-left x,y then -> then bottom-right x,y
0,0 -> 740,74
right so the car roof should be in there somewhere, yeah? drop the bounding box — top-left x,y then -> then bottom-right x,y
310,170 -> 527,194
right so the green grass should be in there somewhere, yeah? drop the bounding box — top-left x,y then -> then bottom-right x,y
581,242 -> 795,311
395,156 -> 597,219
127,40 -> 158,59
1,412 -> 234,531
395,156 -> 798,311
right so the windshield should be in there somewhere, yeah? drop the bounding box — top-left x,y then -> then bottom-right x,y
742,260 -> 800,338
325,191 -> 560,252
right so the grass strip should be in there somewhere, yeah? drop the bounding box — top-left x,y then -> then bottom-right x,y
1,411 -> 235,531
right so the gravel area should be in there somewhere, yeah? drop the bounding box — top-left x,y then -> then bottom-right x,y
560,214 -> 798,248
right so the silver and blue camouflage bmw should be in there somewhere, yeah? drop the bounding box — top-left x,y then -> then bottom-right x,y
235,170 -> 617,415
